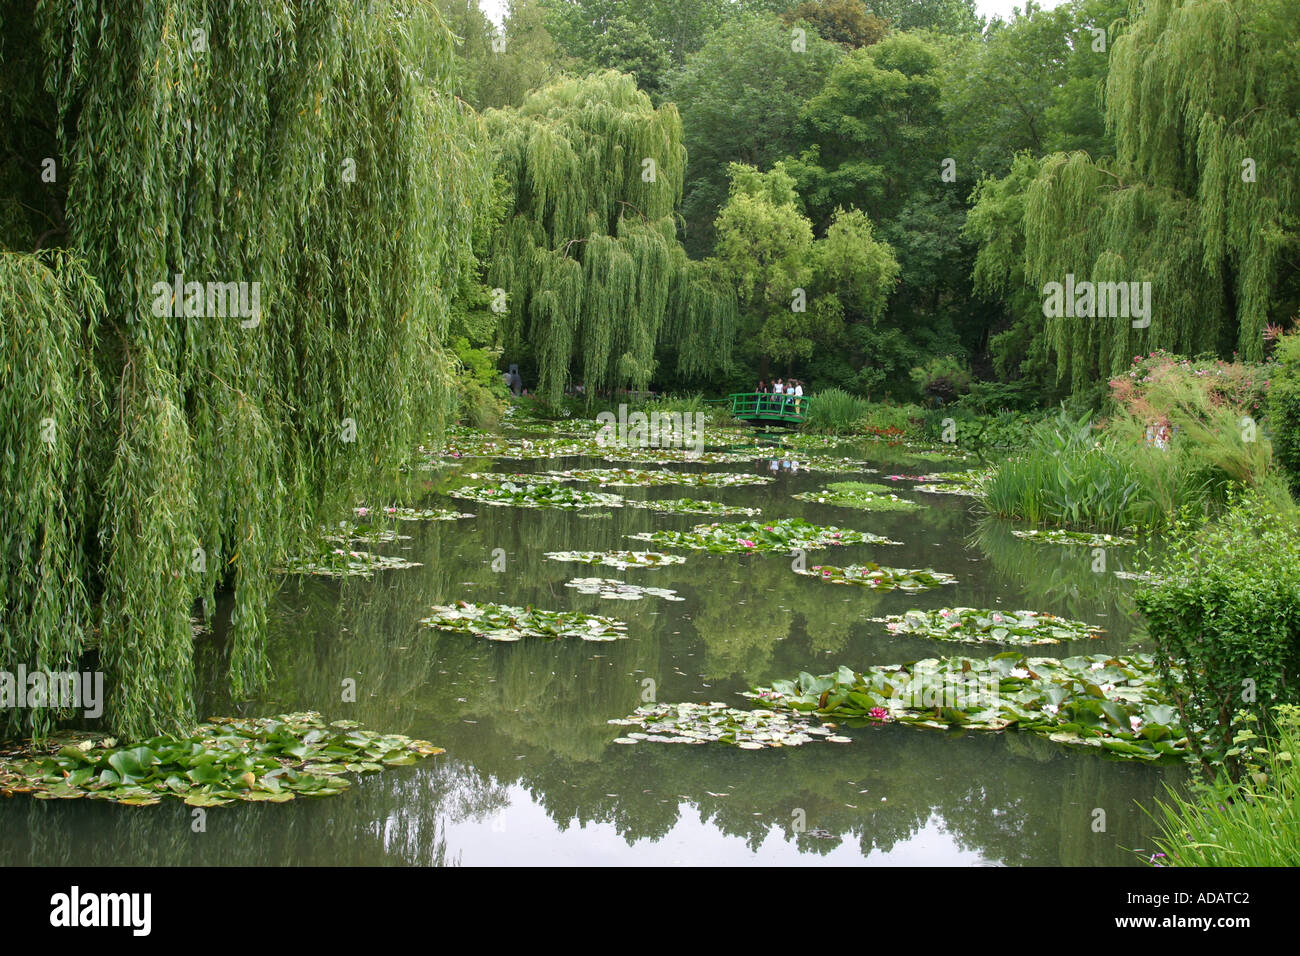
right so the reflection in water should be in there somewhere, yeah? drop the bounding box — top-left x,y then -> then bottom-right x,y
0,440 -> 1184,866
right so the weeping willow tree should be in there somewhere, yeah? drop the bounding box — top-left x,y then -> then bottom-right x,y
0,0 -> 493,740
485,72 -> 735,404
969,0 -> 1300,393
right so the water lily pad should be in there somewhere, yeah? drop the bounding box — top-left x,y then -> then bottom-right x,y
626,497 -> 761,517
881,607 -> 1103,645
1010,528 -> 1137,547
797,563 -> 957,591
629,517 -> 900,553
565,578 -> 684,601
356,505 -> 475,522
279,549 -> 422,577
792,481 -> 921,512
538,467 -> 772,487
545,550 -> 686,570
746,653 -> 1189,761
0,712 -> 442,806
450,482 -> 624,510
608,701 -> 845,749
422,601 -> 627,642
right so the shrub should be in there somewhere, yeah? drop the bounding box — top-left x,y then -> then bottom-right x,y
1268,333 -> 1300,494
909,354 -> 973,405
451,337 -> 507,428
1135,492 -> 1300,780
1148,705 -> 1300,866
858,402 -> 924,439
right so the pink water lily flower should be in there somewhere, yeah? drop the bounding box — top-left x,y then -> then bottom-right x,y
738,539 -> 756,548
355,507 -> 369,516
869,707 -> 889,722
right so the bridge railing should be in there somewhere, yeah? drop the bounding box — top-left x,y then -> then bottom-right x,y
727,392 -> 810,423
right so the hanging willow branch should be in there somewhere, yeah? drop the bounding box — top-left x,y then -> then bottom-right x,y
0,0 -> 493,740
979,0 -> 1300,391
484,71 -> 733,403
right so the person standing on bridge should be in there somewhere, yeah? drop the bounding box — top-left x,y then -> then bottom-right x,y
793,380 -> 804,415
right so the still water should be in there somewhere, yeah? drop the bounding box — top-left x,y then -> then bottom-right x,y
0,432 -> 1182,865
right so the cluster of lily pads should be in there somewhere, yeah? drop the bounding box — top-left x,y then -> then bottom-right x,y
913,468 -> 991,496
792,481 -> 921,512
449,480 -> 756,516
279,548 -> 422,577
421,601 -> 627,642
628,497 -> 761,517
796,563 -> 957,591
771,455 -> 880,474
545,550 -> 686,570
0,712 -> 442,806
421,424 -> 766,465
746,653 -> 1187,761
537,467 -> 771,487
324,523 -> 412,546
419,432 -> 594,462
1010,529 -> 1137,547
609,702 -> 850,748
450,482 -> 624,510
880,607 -> 1103,645
628,517 -> 899,553
566,578 -> 684,601
354,505 -> 475,522
603,447 -> 761,465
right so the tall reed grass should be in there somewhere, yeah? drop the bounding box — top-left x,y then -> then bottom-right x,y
980,406 -> 1284,532
800,387 -> 871,434
1147,706 -> 1300,866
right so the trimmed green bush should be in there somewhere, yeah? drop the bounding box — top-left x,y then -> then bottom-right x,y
1135,493 -> 1300,779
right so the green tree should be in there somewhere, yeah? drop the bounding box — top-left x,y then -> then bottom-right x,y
715,164 -> 897,376
667,13 -> 841,254
866,0 -> 981,36
968,0 -> 1300,394
473,0 -> 572,110
781,0 -> 890,49
485,72 -> 735,404
0,0 -> 493,739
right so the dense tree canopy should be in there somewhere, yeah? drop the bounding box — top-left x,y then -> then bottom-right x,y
968,0 -> 1300,393
485,72 -> 734,402
0,0 -> 492,738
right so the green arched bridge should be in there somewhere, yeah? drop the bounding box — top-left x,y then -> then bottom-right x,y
726,392 -> 811,425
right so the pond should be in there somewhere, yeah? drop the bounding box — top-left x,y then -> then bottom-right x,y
0,426 -> 1183,866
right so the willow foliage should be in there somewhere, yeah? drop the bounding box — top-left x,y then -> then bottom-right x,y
972,0 -> 1300,391
485,72 -> 734,403
0,1 -> 492,740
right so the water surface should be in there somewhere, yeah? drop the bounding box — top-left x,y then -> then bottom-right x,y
0,434 -> 1181,866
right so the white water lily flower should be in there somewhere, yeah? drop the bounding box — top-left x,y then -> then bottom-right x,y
1129,716 -> 1143,731
1090,661 -> 1105,671
1043,703 -> 1059,715
1010,667 -> 1031,679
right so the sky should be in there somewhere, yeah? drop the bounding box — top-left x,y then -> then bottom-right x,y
475,0 -> 1066,28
